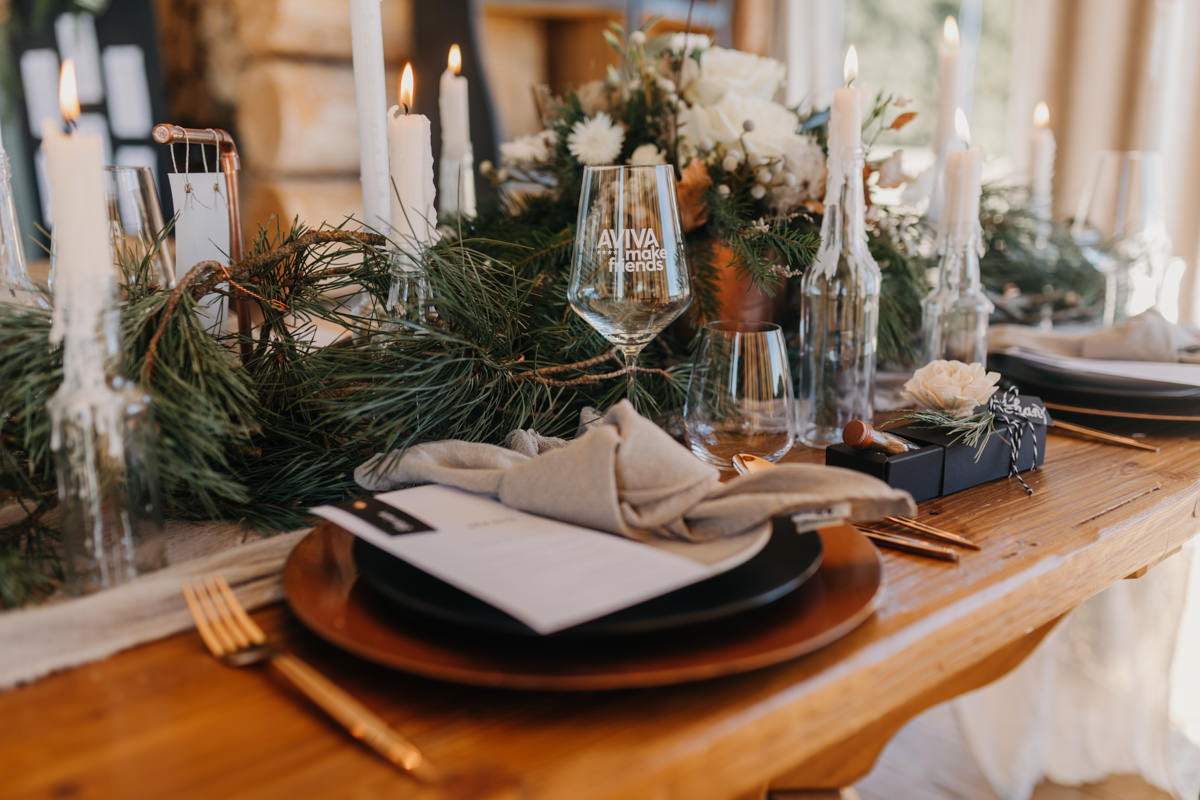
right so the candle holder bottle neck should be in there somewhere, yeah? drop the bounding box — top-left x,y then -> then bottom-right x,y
921,232 -> 994,365
0,149 -> 48,309
815,146 -> 873,275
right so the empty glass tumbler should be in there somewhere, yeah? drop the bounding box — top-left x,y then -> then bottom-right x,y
685,321 -> 795,468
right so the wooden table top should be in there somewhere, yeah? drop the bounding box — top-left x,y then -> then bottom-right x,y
3,420 -> 1198,800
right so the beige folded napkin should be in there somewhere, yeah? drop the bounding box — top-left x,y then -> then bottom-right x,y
989,310 -> 1200,362
356,400 -> 915,543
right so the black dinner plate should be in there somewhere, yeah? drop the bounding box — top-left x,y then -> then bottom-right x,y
352,516 -> 823,639
990,352 -> 1200,417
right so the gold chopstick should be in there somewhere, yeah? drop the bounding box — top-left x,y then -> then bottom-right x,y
1049,419 -> 1160,452
856,526 -> 959,562
883,516 -> 980,550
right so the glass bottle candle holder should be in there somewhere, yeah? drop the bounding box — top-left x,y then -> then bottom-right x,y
921,231 -> 993,364
798,145 -> 881,447
51,375 -> 165,594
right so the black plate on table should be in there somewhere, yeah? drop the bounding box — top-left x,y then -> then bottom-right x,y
990,352 -> 1200,418
352,516 -> 823,639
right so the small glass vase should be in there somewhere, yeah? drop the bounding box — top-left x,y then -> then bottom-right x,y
798,146 -> 881,447
921,230 -> 993,364
50,291 -> 164,595
0,142 -> 48,309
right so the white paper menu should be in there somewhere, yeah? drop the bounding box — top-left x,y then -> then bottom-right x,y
313,486 -> 765,635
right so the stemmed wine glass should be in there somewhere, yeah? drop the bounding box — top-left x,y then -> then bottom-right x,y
568,165 -> 691,407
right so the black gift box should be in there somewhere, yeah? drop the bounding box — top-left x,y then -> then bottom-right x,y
824,397 -> 1048,501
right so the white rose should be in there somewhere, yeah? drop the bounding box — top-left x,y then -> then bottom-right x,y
679,94 -> 797,152
901,361 -> 1002,419
684,46 -> 785,105
628,143 -> 667,165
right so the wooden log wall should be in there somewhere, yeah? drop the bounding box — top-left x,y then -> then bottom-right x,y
235,0 -> 413,231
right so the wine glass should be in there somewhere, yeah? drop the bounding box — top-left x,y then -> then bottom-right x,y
685,321 -> 795,467
568,165 -> 691,406
1071,151 -> 1171,326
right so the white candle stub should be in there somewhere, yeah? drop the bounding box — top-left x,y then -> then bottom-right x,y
934,17 -> 960,160
1030,101 -> 1055,222
44,59 -> 121,455
943,108 -> 982,244
349,0 -> 392,230
387,63 -> 438,269
438,44 -> 476,217
830,45 -> 862,157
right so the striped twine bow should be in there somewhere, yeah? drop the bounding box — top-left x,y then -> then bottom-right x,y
989,386 -> 1040,495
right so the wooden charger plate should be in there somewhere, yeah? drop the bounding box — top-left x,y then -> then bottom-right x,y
283,522 -> 884,691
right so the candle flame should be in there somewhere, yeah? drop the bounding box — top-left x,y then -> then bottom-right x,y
944,16 -> 959,47
59,59 -> 80,123
954,107 -> 971,144
400,63 -> 414,109
1033,101 -> 1050,127
843,45 -> 858,86
448,44 -> 462,75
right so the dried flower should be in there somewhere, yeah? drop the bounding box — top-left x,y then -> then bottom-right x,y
676,158 -> 713,232
874,149 -> 905,188
499,130 -> 556,167
722,154 -> 740,172
629,143 -> 666,165
901,361 -> 1001,419
567,112 -> 625,166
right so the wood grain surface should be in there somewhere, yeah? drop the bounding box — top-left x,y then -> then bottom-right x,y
1,420 -> 1197,800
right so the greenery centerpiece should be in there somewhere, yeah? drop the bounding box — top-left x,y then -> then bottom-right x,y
0,23 -> 1102,605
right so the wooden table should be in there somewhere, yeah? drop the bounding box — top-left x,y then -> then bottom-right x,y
3,421 -> 1198,800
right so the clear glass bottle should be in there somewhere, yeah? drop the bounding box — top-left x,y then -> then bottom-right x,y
49,264 -> 164,595
798,145 -> 881,447
921,220 -> 993,364
0,139 -> 49,309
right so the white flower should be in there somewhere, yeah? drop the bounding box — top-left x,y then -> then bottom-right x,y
685,46 -> 785,105
722,154 -> 740,172
567,112 -> 625,166
668,33 -> 712,54
576,80 -> 610,115
631,30 -> 647,46
628,143 -> 666,165
755,167 -> 772,184
717,184 -> 730,197
750,185 -> 766,199
901,361 -> 1001,419
679,94 -> 798,155
767,134 -> 825,211
499,129 -> 556,167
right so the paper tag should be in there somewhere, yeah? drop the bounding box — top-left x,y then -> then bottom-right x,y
169,172 -> 230,334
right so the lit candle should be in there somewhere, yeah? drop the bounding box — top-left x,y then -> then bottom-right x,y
934,17 -> 960,161
1030,101 -> 1055,222
438,44 -> 475,217
830,45 -> 862,156
387,63 -> 438,267
349,0 -> 391,230
42,58 -> 115,375
943,108 -> 982,240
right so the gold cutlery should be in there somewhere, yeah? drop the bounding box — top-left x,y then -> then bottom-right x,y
732,453 -> 974,562
182,575 -> 438,782
1049,418 -> 1160,452
855,526 -> 960,562
882,516 -> 980,550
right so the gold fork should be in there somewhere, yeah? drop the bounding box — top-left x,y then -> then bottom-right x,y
182,575 -> 438,782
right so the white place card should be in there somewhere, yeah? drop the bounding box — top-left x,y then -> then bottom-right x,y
313,486 -> 764,635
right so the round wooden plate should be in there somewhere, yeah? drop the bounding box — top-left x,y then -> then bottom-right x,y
283,522 -> 884,691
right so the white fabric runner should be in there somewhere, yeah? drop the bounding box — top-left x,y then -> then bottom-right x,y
0,523 -> 308,690
952,545 -> 1200,799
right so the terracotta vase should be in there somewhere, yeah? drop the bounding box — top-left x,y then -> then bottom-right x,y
709,241 -> 785,324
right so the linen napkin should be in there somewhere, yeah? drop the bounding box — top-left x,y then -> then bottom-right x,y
355,400 -> 915,543
989,310 -> 1200,363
